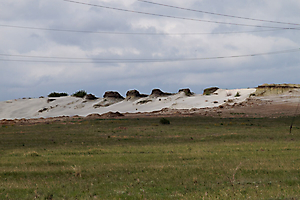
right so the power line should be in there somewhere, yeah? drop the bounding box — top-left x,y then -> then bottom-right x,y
0,48 -> 299,64
62,0 -> 294,29
1,24 -> 297,35
138,0 -> 300,26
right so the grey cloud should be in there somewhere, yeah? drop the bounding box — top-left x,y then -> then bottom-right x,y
0,0 -> 299,101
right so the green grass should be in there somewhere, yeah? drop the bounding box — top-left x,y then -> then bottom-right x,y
0,116 -> 300,199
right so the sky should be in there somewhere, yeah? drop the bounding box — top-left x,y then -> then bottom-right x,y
0,0 -> 300,101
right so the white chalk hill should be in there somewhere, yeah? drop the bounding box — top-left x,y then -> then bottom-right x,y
0,88 -> 256,120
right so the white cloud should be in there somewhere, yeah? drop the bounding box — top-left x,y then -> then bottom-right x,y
0,0 -> 299,101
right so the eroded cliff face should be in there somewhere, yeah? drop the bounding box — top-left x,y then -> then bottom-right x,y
254,84 -> 300,96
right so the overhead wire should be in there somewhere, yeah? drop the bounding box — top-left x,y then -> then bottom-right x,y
137,0 -> 300,26
61,0 -> 294,29
136,1 -> 300,133
1,1 -> 299,36
1,24 -> 298,35
0,48 -> 299,64
1,2 -> 298,64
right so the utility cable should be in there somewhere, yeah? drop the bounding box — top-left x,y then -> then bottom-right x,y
1,24 -> 297,35
137,0 -> 300,26
62,0 -> 294,29
0,48 -> 299,64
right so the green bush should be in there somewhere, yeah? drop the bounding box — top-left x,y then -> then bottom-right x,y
72,90 -> 87,98
48,92 -> 68,97
160,118 -> 170,125
235,92 -> 241,97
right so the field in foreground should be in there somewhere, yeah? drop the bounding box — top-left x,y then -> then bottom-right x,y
0,116 -> 300,199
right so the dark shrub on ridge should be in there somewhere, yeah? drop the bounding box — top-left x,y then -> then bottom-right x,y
48,92 -> 68,97
72,90 -> 87,98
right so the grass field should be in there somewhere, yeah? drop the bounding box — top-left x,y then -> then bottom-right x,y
0,116 -> 300,199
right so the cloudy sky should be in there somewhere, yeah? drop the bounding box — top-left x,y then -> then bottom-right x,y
1,0 -> 299,101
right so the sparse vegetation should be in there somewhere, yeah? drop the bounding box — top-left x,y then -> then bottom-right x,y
0,116 -> 299,199
48,92 -> 68,97
72,90 -> 87,98
235,91 -> 241,97
160,118 -> 170,124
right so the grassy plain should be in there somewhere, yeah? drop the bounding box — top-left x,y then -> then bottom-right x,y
0,116 -> 300,199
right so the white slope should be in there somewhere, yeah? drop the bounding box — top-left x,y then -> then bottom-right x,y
0,88 -> 256,120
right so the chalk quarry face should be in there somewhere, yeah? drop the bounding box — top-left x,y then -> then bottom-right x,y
103,91 -> 125,99
1,84 -> 300,120
254,84 -> 300,96
125,90 -> 148,101
150,89 -> 173,97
